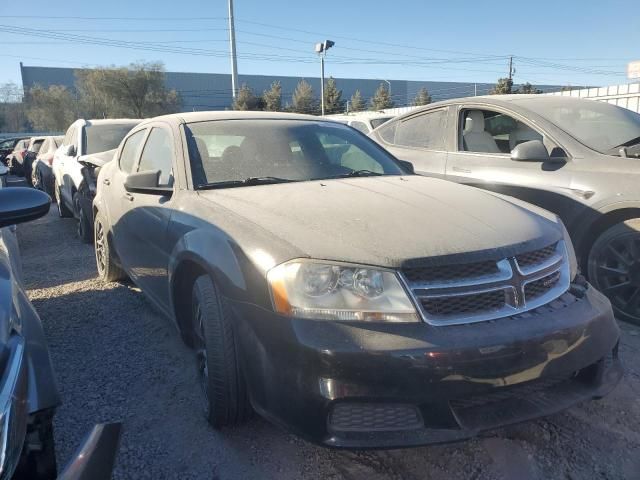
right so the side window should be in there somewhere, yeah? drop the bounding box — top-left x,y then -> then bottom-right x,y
461,109 -> 544,154
119,130 -> 146,173
377,121 -> 397,144
138,128 -> 174,187
394,109 -> 448,150
316,131 -> 384,173
350,121 -> 370,134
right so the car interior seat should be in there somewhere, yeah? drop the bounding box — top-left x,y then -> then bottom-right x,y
463,110 -> 501,153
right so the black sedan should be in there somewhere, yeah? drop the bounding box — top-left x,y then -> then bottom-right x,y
93,112 -> 621,448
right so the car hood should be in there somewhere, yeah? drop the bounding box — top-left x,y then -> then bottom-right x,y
197,175 -> 563,268
79,149 -> 116,168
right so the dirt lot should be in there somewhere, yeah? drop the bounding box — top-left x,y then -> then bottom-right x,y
16,206 -> 640,480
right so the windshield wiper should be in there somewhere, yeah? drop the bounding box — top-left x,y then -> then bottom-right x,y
614,135 -> 640,149
197,176 -> 297,190
328,170 -> 386,179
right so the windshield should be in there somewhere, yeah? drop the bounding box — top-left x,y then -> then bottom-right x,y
370,116 -> 394,129
84,123 -> 138,155
185,119 -> 407,188
522,99 -> 640,154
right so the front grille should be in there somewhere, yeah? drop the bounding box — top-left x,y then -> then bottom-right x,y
328,403 -> 423,432
421,290 -> 505,317
516,243 -> 558,269
402,241 -> 569,326
525,271 -> 561,300
402,260 -> 498,283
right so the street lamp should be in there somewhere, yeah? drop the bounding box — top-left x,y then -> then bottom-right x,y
315,40 -> 335,116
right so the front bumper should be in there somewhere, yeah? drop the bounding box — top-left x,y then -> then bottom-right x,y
233,284 -> 622,449
0,335 -> 29,478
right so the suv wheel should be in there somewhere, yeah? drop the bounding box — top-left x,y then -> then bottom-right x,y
191,275 -> 252,428
588,218 -> 640,325
55,184 -> 73,218
31,168 -> 41,191
13,410 -> 57,480
94,212 -> 126,282
73,192 -> 93,244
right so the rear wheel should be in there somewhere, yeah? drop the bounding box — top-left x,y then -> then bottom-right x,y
192,275 -> 252,428
55,184 -> 72,218
74,192 -> 93,244
31,167 -> 41,191
94,211 -> 126,282
588,218 -> 640,325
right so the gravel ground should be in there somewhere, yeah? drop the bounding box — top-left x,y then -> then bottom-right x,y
16,204 -> 640,479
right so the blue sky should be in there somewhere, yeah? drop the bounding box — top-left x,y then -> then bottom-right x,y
0,0 -> 638,91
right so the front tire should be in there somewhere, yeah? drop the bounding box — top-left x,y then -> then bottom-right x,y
74,192 -> 93,244
588,218 -> 640,325
94,211 -> 126,282
192,275 -> 252,428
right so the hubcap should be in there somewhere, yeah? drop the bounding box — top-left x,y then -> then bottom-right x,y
75,197 -> 84,238
95,221 -> 106,275
593,233 -> 640,320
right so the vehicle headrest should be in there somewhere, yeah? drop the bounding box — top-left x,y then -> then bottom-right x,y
464,110 -> 486,134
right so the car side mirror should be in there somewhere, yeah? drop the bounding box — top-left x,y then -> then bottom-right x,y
66,145 -> 76,157
511,140 -> 550,162
397,159 -> 415,174
124,170 -> 172,196
0,187 -> 51,228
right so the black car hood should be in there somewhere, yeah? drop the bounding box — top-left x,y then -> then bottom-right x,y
198,175 -> 563,268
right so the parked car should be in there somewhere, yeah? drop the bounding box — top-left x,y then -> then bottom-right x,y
31,136 -> 63,196
19,136 -> 48,186
53,119 -> 141,243
5,138 -> 31,174
0,186 -> 124,479
370,95 -> 640,325
327,112 -> 395,134
0,137 -> 29,166
93,111 -> 621,449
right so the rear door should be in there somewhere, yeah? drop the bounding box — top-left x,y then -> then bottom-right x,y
372,107 -> 449,178
445,104 -> 580,220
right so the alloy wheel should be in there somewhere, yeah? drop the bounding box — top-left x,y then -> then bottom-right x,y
591,233 -> 640,322
94,220 -> 107,276
74,196 -> 84,239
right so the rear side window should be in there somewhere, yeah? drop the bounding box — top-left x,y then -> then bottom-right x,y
119,130 -> 146,173
350,121 -> 369,134
138,128 -> 174,187
377,121 -> 397,144
394,109 -> 448,149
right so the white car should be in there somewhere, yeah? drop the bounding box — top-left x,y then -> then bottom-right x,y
53,119 -> 140,242
325,112 -> 395,134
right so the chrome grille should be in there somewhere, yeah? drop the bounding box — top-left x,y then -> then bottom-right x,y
401,241 -> 570,326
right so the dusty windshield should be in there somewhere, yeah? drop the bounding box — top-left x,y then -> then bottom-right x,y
186,119 -> 406,187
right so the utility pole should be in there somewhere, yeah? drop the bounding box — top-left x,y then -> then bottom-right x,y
315,40 -> 335,116
508,55 -> 514,80
228,0 -> 239,99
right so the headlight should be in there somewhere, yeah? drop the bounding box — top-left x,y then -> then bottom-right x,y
267,260 -> 419,322
559,220 -> 578,280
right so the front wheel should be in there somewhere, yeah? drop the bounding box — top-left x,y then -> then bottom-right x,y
588,218 -> 640,325
94,212 -> 126,282
192,275 -> 252,428
74,192 -> 93,244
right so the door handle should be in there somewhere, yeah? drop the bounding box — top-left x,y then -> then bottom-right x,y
124,193 -> 134,202
452,166 -> 472,174
103,179 -> 110,186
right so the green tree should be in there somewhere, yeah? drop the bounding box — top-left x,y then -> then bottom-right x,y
490,77 -> 514,95
370,83 -> 394,110
25,84 -> 77,131
75,62 -> 181,118
0,82 -> 27,132
515,82 -> 542,94
262,81 -> 282,111
233,84 -> 262,110
349,90 -> 366,112
323,77 -> 345,114
291,79 -> 318,114
412,87 -> 432,106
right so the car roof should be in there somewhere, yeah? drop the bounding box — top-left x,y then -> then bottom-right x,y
82,118 -> 142,127
141,110 -> 331,126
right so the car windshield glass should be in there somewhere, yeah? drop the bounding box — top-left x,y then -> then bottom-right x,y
370,117 -> 393,129
521,99 -> 640,154
185,119 -> 407,188
84,123 -> 137,155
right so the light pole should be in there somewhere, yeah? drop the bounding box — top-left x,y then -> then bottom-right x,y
315,40 -> 335,116
381,79 -> 391,97
228,0 -> 239,99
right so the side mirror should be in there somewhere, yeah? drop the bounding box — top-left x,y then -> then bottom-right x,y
397,159 -> 415,174
511,140 -> 550,162
0,187 -> 51,228
66,144 -> 76,157
124,170 -> 172,196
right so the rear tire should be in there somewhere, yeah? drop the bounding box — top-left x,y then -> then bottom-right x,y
55,184 -> 73,218
588,218 -> 640,325
74,192 -> 93,244
94,211 -> 126,282
192,275 -> 252,428
13,410 -> 57,480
